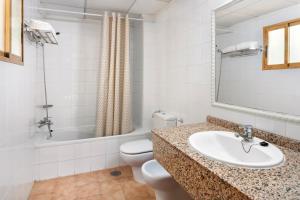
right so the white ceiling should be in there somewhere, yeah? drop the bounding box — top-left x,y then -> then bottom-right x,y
216,0 -> 300,27
40,0 -> 172,15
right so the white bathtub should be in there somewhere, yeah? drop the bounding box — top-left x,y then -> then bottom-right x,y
34,128 -> 151,180
36,130 -> 96,143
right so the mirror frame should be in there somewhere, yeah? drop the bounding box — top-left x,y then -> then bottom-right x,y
211,1 -> 300,123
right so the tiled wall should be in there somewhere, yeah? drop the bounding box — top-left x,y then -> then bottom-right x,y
34,131 -> 149,181
216,4 -> 300,116
35,18 -> 101,134
0,1 -> 38,199
33,17 -> 152,180
142,21 -> 161,128
131,21 -> 145,128
35,17 -> 146,135
152,0 -> 300,140
154,0 -> 212,124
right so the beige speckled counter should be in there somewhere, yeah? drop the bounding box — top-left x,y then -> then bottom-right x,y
152,117 -> 300,200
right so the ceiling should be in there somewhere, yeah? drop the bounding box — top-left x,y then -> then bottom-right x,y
39,0 -> 172,15
216,0 -> 300,27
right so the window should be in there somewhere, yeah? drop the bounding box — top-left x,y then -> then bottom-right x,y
0,0 -> 23,65
263,18 -> 300,70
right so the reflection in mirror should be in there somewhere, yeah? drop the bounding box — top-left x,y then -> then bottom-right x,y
267,28 -> 285,65
215,0 -> 300,117
289,24 -> 300,63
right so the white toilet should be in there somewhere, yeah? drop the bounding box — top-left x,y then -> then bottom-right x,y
120,139 -> 153,183
142,160 -> 192,200
120,112 -> 177,183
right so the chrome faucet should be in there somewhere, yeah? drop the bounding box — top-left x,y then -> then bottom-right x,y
38,117 -> 53,128
38,117 -> 54,139
238,125 -> 254,142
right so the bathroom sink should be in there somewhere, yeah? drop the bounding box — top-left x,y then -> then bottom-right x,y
188,131 -> 284,168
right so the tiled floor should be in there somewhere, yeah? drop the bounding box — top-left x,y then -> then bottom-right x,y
29,166 -> 156,200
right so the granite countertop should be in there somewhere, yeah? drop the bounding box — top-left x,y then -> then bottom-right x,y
152,122 -> 300,200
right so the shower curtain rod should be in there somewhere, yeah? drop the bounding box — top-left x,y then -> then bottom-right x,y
28,7 -> 144,21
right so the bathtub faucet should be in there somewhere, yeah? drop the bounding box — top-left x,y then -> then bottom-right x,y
38,117 -> 53,128
38,117 -> 54,139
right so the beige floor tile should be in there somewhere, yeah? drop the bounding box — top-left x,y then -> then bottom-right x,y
30,180 -> 57,196
120,178 -> 155,200
28,193 -> 53,200
80,190 -> 126,200
29,165 -> 155,200
76,182 -> 103,198
76,172 -> 99,187
55,175 -> 77,185
95,166 -> 133,183
98,180 -> 123,195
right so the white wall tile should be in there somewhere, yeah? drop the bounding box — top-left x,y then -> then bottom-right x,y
59,145 -> 75,161
75,142 -> 91,158
286,122 -> 300,140
34,149 -> 40,164
35,18 -> 144,135
39,147 -> 58,163
90,140 -> 107,156
58,160 -> 75,177
34,165 -> 40,181
119,154 -> 127,167
90,155 -> 106,171
106,153 -> 120,169
105,138 -> 120,154
39,162 -> 58,180
0,0 -> 38,198
34,132 -> 149,180
255,116 -> 286,136
35,19 -> 101,133
75,158 -> 91,174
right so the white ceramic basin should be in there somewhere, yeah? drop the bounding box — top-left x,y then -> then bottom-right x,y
188,131 -> 284,168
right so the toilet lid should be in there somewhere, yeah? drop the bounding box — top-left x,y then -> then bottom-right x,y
120,139 -> 153,155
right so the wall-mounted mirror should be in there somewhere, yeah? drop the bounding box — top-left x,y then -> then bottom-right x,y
0,0 -> 24,65
212,0 -> 300,122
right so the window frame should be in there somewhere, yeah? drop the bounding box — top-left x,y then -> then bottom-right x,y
263,18 -> 300,70
0,0 -> 24,65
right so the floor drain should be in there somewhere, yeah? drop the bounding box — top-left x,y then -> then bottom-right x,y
110,170 -> 122,176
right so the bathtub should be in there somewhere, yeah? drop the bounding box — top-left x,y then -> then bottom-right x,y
36,130 -> 96,143
34,128 -> 151,180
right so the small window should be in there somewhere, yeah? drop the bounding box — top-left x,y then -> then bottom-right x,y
0,0 -> 24,65
263,18 -> 300,70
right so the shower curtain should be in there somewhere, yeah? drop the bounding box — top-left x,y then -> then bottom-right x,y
96,12 -> 133,137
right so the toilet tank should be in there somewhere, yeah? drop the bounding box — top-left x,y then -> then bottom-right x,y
152,112 -> 177,129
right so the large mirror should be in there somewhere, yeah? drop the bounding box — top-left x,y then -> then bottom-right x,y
213,0 -> 300,121
0,0 -> 23,65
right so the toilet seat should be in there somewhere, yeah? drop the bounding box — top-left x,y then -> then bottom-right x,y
120,139 -> 154,183
120,139 -> 153,155
120,151 -> 153,165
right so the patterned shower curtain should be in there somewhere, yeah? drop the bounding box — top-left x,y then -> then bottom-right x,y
96,12 -> 133,137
